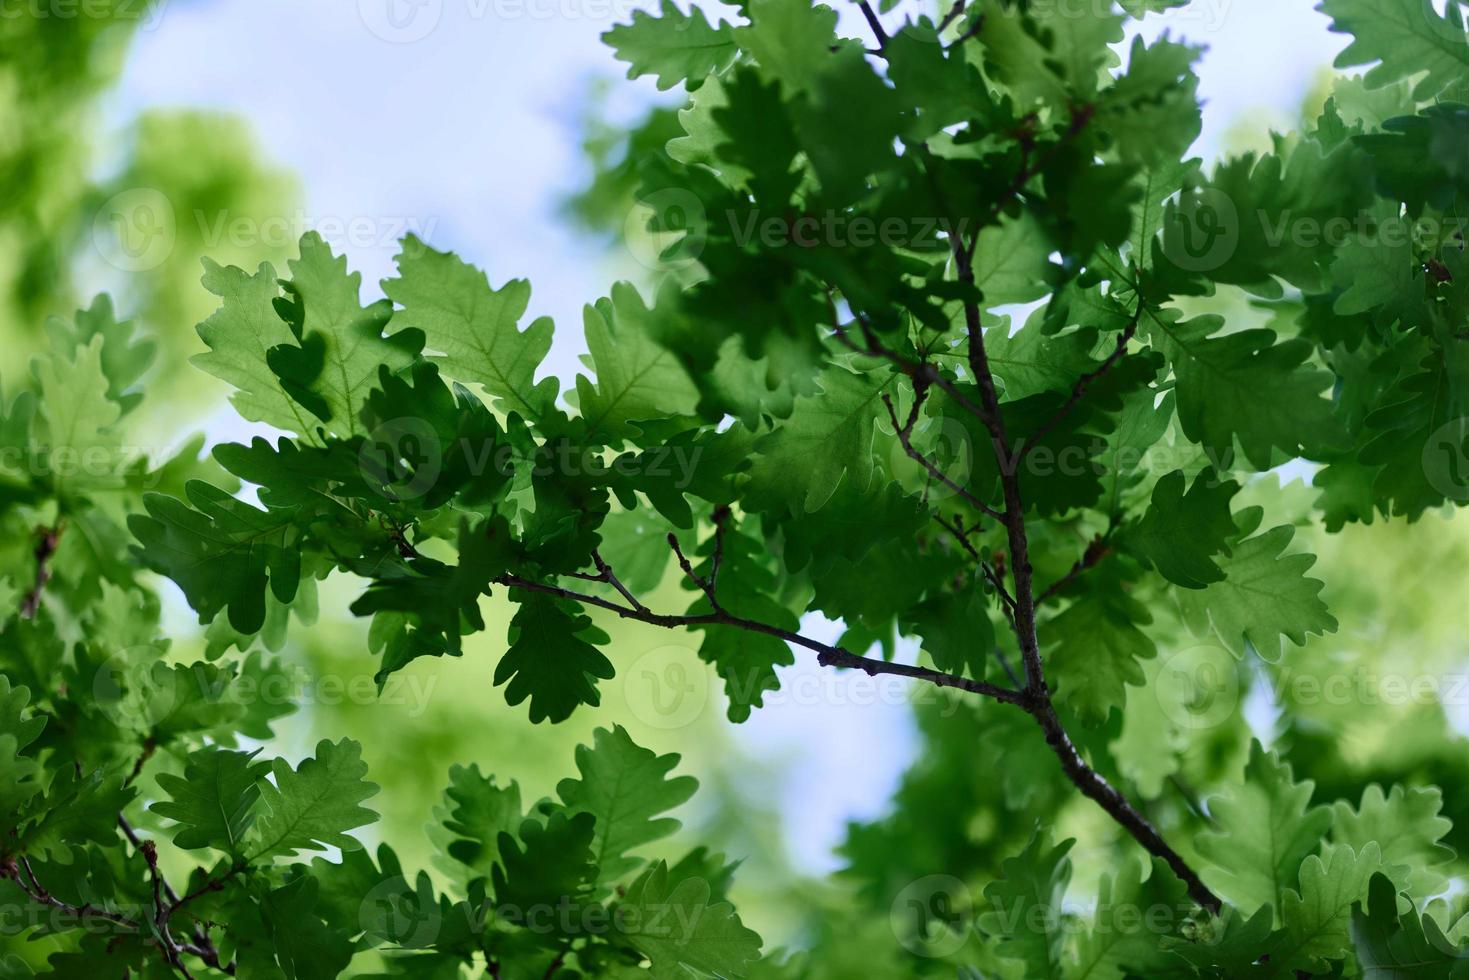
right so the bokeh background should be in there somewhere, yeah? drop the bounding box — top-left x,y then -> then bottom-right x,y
7,0 -> 1453,960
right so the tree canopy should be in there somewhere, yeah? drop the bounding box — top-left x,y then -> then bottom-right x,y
6,0 -> 1469,976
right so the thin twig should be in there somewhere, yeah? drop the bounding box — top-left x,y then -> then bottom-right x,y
992,647 -> 1023,689
933,512 -> 982,562
1022,315 -> 1141,460
945,11 -> 985,49
980,564 -> 1020,624
142,841 -> 196,979
5,840 -> 233,976
121,813 -> 229,973
385,522 -> 422,561
932,514 -> 1016,622
1037,534 -> 1113,605
125,739 -> 157,789
2,856 -> 140,930
825,293 -> 994,427
119,817 -> 179,905
20,522 -> 63,619
709,505 -> 730,596
912,132 -> 1221,912
935,0 -> 966,33
952,233 -> 1038,674
1030,698 -> 1219,912
177,941 -> 235,976
591,549 -> 647,614
668,533 -> 721,612
883,390 -> 1007,522
493,572 -> 1027,706
170,863 -> 246,917
856,0 -> 889,49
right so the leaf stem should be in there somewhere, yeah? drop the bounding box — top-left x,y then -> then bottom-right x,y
1036,534 -> 1114,605
1022,312 -> 1142,459
856,0 -> 889,50
591,549 -> 647,613
910,142 -> 1223,912
883,388 -> 1006,522
493,570 -> 1027,706
20,522 -> 63,619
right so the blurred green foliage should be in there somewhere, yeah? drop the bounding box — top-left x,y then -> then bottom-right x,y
7,1 -> 1469,976
0,5 -> 297,409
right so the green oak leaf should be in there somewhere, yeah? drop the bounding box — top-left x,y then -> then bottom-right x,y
194,257 -> 322,436
45,294 -> 155,416
129,480 -> 300,635
734,0 -> 841,95
603,0 -> 736,91
574,282 -> 701,445
494,592 -> 614,724
980,832 -> 1074,978
904,589 -> 997,682
556,725 -> 698,884
249,738 -> 380,861
19,766 -> 135,862
615,859 -> 763,979
985,310 -> 1106,401
744,365 -> 888,513
268,232 -> 420,437
151,746 -> 269,856
1143,309 -> 1340,469
684,521 -> 798,722
1321,0 -> 1469,100
439,764 -> 525,882
0,676 -> 45,751
1350,872 -> 1469,978
350,518 -> 512,682
971,214 -> 1056,308
1196,741 -> 1333,919
492,810 -> 597,910
1333,784 -> 1455,901
0,734 -> 42,840
1072,857 -> 1188,980
976,0 -> 1123,108
382,234 -> 559,423
32,335 -> 122,499
1161,905 -> 1279,976
1047,571 -> 1157,726
1130,469 -> 1239,589
1119,0 -> 1188,14
262,875 -> 355,980
1175,521 -> 1337,661
1269,843 -> 1384,975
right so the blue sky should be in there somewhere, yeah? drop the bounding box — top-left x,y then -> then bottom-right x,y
105,0 -> 1352,872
